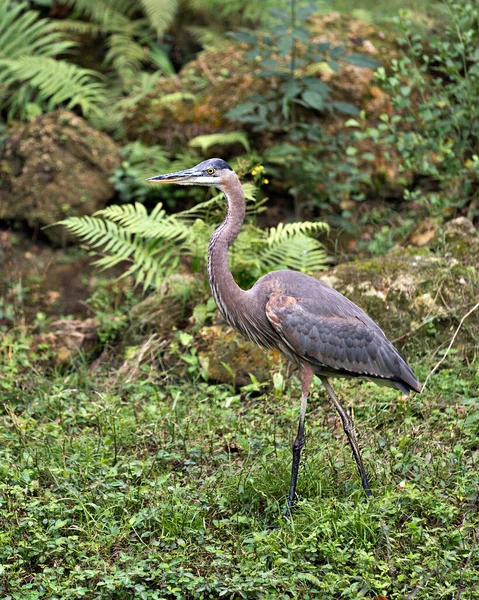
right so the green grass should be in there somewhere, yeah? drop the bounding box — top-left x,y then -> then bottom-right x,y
0,341 -> 478,599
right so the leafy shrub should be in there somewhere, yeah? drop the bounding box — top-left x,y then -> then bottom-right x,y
354,1 -> 479,220
224,1 -> 380,221
227,2 -> 380,136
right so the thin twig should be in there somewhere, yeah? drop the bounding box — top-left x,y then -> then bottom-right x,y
392,315 -> 443,344
197,57 -> 216,85
423,300 -> 479,390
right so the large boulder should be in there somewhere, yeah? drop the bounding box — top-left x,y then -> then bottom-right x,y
0,110 -> 120,244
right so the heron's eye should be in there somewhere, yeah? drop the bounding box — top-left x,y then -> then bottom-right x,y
207,168 -> 215,175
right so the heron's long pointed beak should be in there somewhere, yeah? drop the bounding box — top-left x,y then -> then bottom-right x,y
146,169 -> 195,184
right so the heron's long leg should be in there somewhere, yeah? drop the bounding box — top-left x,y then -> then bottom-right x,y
286,365 -> 314,513
320,377 -> 372,497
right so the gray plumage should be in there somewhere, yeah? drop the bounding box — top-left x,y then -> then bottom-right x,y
147,157 -> 421,510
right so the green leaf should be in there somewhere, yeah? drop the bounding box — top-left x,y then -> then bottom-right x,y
303,78 -> 330,96
328,59 -> 340,72
277,34 -> 293,57
332,101 -> 360,116
342,53 -> 381,69
301,90 -> 325,111
330,44 -> 346,58
281,79 -> 301,99
228,31 -> 257,45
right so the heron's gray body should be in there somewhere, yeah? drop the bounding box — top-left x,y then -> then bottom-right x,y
211,265 -> 420,396
148,157 -> 421,506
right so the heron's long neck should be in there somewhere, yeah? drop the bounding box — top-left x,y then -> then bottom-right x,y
207,178 -> 246,320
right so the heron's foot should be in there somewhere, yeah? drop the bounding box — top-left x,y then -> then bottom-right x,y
282,501 -> 298,519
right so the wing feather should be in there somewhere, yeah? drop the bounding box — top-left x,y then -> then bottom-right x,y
265,294 -> 420,392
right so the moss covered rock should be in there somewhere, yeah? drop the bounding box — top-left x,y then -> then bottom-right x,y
0,110 -> 120,244
318,217 -> 479,356
196,325 -> 282,387
31,318 -> 100,365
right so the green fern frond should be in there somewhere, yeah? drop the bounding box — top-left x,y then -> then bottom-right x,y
266,221 -> 329,246
60,0 -> 132,31
53,19 -> 102,37
261,221 -> 329,274
189,132 -> 251,153
60,212 -> 184,291
0,0 -> 73,58
105,31 -> 146,83
260,234 -> 328,274
57,216 -> 128,250
60,0 -> 177,85
95,203 -> 189,241
0,0 -> 106,118
139,0 -> 178,37
1,56 -> 106,117
61,199 -> 330,292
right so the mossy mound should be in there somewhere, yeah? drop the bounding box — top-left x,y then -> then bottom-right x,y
319,218 -> 479,356
0,110 -> 120,244
196,325 -> 282,387
123,13 -> 406,192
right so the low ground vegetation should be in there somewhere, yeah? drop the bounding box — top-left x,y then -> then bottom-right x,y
1,325 -> 478,598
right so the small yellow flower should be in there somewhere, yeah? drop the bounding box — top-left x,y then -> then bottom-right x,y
263,178 -> 269,184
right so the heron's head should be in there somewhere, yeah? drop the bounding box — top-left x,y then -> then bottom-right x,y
146,158 -> 234,191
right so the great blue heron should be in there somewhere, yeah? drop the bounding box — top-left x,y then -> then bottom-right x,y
147,158 -> 421,511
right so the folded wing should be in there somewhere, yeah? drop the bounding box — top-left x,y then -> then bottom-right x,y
265,295 -> 420,394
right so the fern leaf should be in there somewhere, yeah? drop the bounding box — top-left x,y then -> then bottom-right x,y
266,221 -> 329,246
60,0 -> 132,31
1,56 -> 106,117
260,234 -> 328,274
105,30 -> 146,83
95,204 -> 189,241
260,221 -> 329,274
189,132 -> 251,153
0,0 -> 74,58
60,213 -> 183,290
139,0 -> 178,37
53,19 -> 102,37
260,234 -> 327,273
